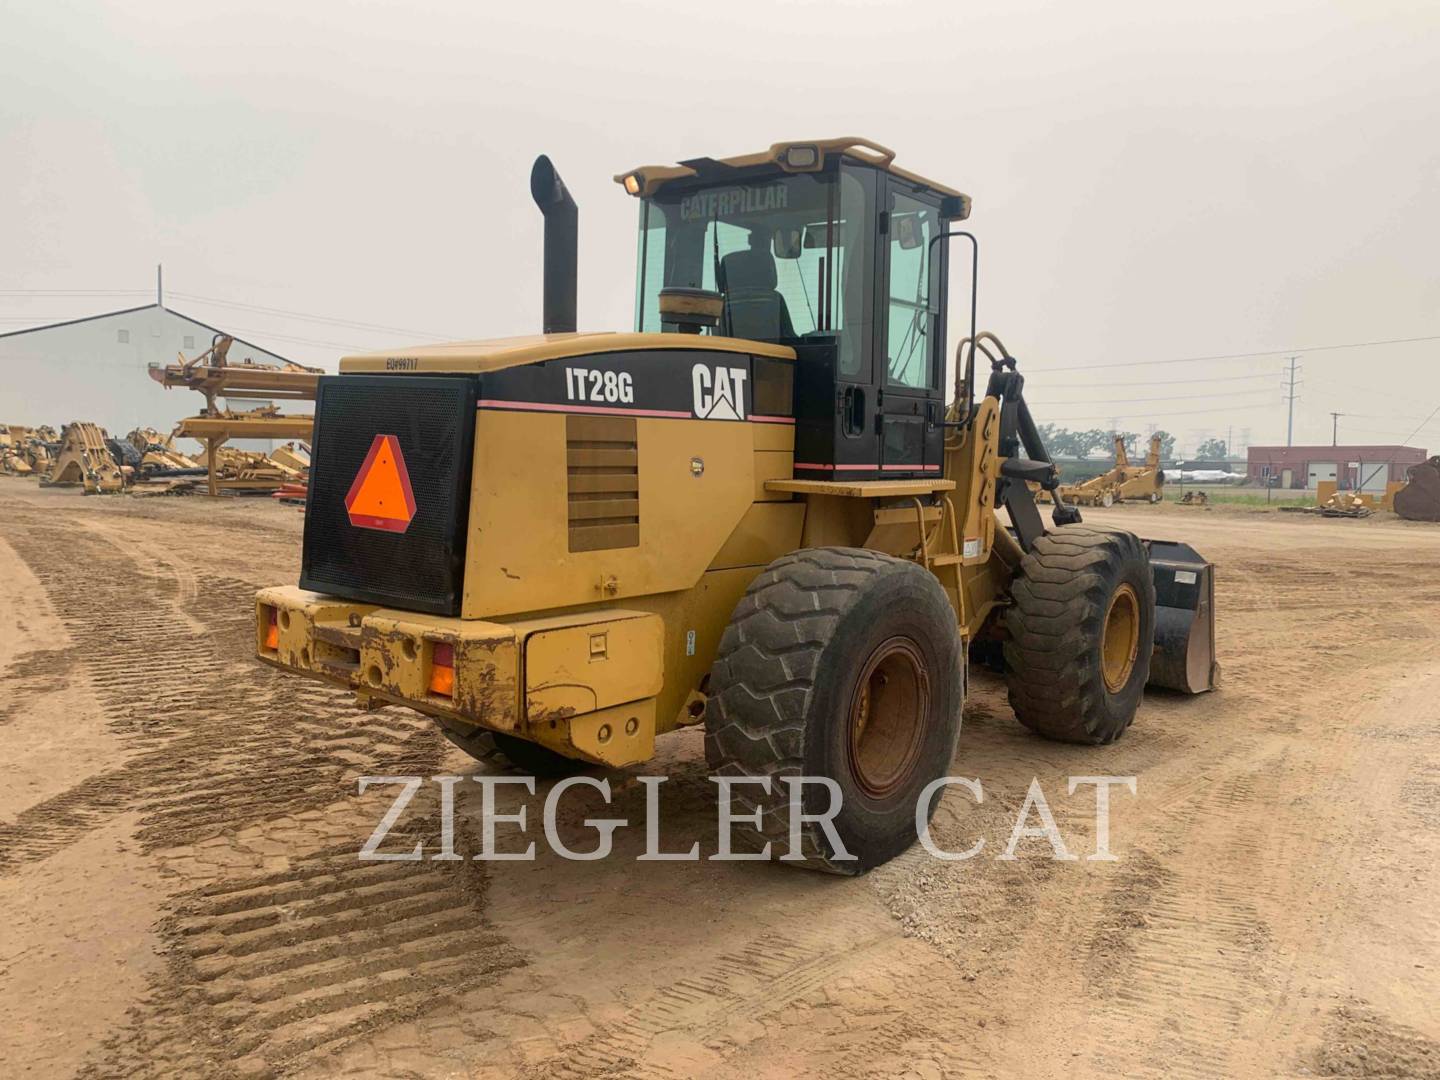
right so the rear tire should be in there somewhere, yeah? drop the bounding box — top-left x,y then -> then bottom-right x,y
493,733 -> 592,776
1003,526 -> 1155,744
705,548 -> 964,874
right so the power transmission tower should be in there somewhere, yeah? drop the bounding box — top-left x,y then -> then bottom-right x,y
1283,356 -> 1302,446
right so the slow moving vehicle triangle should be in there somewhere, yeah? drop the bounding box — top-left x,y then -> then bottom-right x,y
344,434 -> 417,532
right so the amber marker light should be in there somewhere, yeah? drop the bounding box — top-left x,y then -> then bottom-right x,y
429,641 -> 455,696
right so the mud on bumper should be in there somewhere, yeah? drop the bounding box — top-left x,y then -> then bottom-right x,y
255,586 -> 661,767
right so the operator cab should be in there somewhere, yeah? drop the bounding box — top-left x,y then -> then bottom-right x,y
618,138 -> 970,480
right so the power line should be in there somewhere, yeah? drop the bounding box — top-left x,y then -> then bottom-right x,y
1027,332 -> 1440,374
1038,402 -> 1276,423
1037,371 -> 1278,389
1032,388 -> 1276,407
0,289 -> 150,296
215,323 -> 373,351
0,286 -> 451,339
1337,411 -> 1440,422
168,291 -> 454,340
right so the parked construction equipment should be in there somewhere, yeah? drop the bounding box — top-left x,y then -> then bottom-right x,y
1394,456 -> 1440,522
255,139 -> 1218,873
1043,434 -> 1166,507
1,426 -> 34,475
151,334 -> 319,496
1,425 -> 57,476
125,428 -> 203,474
43,422 -> 125,493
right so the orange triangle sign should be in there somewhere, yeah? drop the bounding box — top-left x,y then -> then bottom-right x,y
344,434 -> 417,532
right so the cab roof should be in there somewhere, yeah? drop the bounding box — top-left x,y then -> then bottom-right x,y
614,137 -> 966,201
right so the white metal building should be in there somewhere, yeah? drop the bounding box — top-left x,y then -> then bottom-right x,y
0,303 -> 293,439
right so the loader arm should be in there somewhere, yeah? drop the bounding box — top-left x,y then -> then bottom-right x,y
945,338 -> 1218,695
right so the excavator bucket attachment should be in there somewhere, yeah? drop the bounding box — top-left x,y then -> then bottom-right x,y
1145,539 -> 1219,694
1393,457 -> 1440,522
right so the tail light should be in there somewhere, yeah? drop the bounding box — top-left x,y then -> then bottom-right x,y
263,606 -> 279,651
429,641 -> 455,696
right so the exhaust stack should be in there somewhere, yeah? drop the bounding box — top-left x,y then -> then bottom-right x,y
530,155 -> 578,334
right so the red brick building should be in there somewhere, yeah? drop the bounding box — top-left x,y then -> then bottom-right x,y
1246,444 -> 1429,489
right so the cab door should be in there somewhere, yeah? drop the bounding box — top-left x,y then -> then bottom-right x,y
876,181 -> 946,475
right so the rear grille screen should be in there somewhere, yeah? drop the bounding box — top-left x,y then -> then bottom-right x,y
566,414 -> 639,552
300,374 -> 477,615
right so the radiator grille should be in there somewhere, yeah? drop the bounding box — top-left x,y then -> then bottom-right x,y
300,375 -> 476,615
566,414 -> 639,552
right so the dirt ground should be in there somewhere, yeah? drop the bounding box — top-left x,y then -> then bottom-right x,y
1,483 -> 1438,1079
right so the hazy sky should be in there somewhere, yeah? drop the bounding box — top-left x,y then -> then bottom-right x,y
3,0 -> 1438,453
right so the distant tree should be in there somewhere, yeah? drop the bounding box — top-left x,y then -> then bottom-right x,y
1195,437 -> 1228,461
1076,429 -> 1113,457
1036,424 -> 1082,458
1154,430 -> 1177,460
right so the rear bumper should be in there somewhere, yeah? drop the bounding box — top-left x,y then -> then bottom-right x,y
255,585 -> 662,766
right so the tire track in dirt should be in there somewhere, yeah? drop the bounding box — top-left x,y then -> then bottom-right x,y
84,825 -> 526,1078
524,917 -> 941,1080
1316,1001 -> 1440,1078
0,504 -> 533,1076
0,508 -> 443,872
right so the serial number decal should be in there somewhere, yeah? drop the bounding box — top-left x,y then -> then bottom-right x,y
385,357 -> 419,371
565,367 -> 635,404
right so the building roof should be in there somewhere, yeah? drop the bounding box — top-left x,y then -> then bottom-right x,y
0,303 -> 293,363
1247,444 -> 1426,454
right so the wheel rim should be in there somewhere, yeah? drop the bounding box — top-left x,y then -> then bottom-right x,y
847,636 -> 929,799
1101,583 -> 1141,692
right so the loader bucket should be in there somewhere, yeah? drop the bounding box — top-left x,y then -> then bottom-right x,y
1144,539 -> 1219,694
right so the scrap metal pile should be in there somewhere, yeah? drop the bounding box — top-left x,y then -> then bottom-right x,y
1,334 -> 320,499
1278,470 -> 1439,521
0,424 -> 58,477
0,418 -> 310,497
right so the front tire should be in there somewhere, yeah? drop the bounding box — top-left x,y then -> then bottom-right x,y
705,548 -> 964,874
1003,526 -> 1155,744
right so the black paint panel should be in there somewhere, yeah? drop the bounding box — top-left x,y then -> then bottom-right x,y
480,348 -> 791,421
300,374 -> 477,615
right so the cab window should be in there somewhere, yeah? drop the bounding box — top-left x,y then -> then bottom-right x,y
885,191 -> 938,389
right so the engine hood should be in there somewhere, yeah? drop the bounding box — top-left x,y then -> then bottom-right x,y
339,331 -> 795,375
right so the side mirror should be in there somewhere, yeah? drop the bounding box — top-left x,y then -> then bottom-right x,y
772,227 -> 803,260
893,212 -> 923,251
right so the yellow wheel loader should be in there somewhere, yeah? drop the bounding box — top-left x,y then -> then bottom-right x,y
256,138 -> 1217,873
